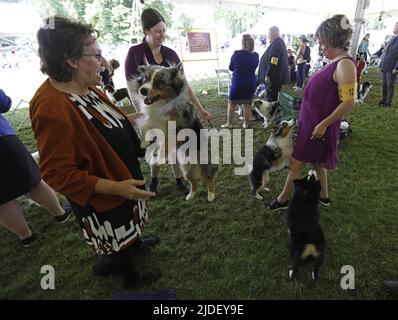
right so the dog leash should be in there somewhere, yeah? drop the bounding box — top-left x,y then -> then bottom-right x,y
207,119 -> 214,129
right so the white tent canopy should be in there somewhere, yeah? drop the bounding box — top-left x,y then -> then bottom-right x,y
1,0 -> 397,54
174,0 -> 398,56
241,11 -> 324,35
0,2 -> 41,37
174,0 -> 398,16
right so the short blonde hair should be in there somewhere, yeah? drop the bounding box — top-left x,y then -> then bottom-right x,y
242,34 -> 254,52
315,14 -> 352,51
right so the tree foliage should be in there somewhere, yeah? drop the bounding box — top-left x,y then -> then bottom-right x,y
31,0 -> 71,19
85,0 -> 132,44
143,0 -> 174,30
179,12 -> 194,29
214,7 -> 258,38
29,0 -> 175,44
70,0 -> 93,19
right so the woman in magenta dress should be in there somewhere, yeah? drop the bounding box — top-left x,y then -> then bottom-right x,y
269,15 -> 357,210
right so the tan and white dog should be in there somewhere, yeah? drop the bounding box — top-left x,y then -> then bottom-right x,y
132,63 -> 218,201
134,64 -> 199,148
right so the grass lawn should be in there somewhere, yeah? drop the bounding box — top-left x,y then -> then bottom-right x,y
1,67 -> 397,299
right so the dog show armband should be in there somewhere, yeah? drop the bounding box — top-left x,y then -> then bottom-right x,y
338,83 -> 357,101
270,56 -> 279,65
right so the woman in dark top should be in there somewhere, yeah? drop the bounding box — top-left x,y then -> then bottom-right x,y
125,8 -> 212,196
0,88 -> 71,247
221,34 -> 259,129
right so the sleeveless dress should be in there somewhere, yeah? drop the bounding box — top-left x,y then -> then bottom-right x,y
292,57 -> 355,170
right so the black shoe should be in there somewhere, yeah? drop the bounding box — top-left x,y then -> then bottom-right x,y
54,202 -> 73,223
268,198 -> 289,210
21,233 -> 37,247
92,254 -> 121,276
175,179 -> 189,195
148,177 -> 158,194
123,271 -> 162,289
384,103 -> 392,108
132,235 -> 160,254
319,197 -> 330,207
382,280 -> 398,295
377,100 -> 386,106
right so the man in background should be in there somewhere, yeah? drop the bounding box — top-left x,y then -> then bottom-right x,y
378,22 -> 398,107
257,26 -> 289,102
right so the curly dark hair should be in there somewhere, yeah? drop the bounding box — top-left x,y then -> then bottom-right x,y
315,14 -> 353,51
37,16 -> 99,82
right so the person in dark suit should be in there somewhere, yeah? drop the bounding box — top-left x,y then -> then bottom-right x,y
379,22 -> 398,107
258,26 -> 289,102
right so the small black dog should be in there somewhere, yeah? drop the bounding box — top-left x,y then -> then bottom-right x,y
104,84 -> 131,106
287,171 -> 325,281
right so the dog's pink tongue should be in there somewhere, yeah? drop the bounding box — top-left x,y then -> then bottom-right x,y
144,95 -> 160,105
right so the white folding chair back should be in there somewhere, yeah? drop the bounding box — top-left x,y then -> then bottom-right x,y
215,69 -> 231,95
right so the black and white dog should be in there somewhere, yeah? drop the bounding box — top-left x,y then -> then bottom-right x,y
287,170 -> 325,281
251,99 -> 279,128
248,119 -> 296,200
357,81 -> 372,104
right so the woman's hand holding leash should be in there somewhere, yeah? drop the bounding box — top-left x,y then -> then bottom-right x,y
201,109 -> 212,121
311,122 -> 327,140
114,179 -> 156,201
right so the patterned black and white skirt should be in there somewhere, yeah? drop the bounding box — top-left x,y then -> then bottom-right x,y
69,199 -> 149,255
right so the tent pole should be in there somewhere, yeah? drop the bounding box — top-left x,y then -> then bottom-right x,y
350,0 -> 370,57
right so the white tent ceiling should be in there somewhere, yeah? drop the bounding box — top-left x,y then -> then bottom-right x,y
174,0 -> 398,16
172,0 -> 398,55
0,2 -> 41,37
1,1 -> 397,37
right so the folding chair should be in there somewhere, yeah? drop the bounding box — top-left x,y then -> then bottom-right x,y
215,69 -> 231,95
274,92 -> 300,124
